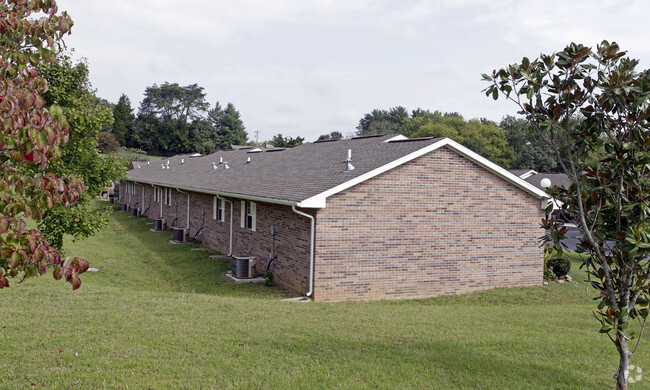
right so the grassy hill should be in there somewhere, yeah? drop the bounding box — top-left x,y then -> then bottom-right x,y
0,203 -> 646,388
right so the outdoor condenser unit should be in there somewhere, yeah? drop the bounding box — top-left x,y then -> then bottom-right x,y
153,219 -> 165,231
231,256 -> 256,279
172,227 -> 187,243
130,207 -> 139,217
121,203 -> 128,212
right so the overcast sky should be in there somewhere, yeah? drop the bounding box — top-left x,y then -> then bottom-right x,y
59,0 -> 650,143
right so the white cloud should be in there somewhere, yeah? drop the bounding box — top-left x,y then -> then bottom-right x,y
58,0 -> 650,142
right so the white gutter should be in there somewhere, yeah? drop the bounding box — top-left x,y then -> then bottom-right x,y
129,180 -> 306,209
291,205 -> 314,298
151,184 -> 163,218
216,194 -> 233,256
176,188 -> 190,229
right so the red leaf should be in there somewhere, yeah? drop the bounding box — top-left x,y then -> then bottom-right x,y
0,275 -> 9,289
0,217 -> 8,234
70,274 -> 81,290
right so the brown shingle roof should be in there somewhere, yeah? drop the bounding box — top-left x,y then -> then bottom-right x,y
127,135 -> 549,206
523,172 -> 570,190
128,135 -> 444,203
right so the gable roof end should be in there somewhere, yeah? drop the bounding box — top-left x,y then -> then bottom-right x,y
299,137 -> 549,209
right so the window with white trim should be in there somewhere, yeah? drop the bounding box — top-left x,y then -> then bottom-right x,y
154,187 -> 160,202
213,197 -> 225,222
164,188 -> 172,206
240,200 -> 256,231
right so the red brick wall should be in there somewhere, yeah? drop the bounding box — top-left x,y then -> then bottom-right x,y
313,146 -> 545,302
185,195 -> 312,294
120,182 -> 312,295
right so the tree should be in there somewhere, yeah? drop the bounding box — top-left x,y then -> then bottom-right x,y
271,134 -> 304,148
0,0 -> 89,290
356,106 -> 409,136
97,131 -> 120,153
209,102 -> 248,150
403,111 -> 513,167
317,131 -> 343,141
135,82 -> 210,155
37,54 -> 123,249
112,94 -> 134,147
500,115 -> 560,172
484,41 -> 650,390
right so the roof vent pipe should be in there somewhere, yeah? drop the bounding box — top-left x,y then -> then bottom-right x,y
147,161 -> 150,165
247,157 -> 251,163
224,162 -> 230,169
344,149 -> 355,172
212,162 -> 217,170
161,164 -> 165,169
219,157 -> 223,163
181,158 -> 184,164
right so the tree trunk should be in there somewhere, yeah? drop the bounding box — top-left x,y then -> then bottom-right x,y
616,338 -> 630,390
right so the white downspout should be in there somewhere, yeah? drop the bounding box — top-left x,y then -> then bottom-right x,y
292,205 -> 314,298
134,183 -> 144,213
152,184 -> 163,218
216,194 -> 233,256
176,188 -> 190,228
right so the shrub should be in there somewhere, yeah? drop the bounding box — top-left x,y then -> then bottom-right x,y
547,258 -> 571,278
263,270 -> 274,286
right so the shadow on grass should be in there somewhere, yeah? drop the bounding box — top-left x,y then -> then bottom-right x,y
73,203 -> 286,299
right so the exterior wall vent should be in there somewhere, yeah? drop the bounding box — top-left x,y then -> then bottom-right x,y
232,256 -> 256,278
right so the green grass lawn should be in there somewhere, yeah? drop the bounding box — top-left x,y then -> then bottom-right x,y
1,204 -> 647,389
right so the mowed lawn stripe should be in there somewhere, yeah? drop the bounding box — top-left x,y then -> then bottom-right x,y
0,203 -> 646,388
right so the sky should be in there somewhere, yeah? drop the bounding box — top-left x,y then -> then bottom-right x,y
59,0 -> 650,143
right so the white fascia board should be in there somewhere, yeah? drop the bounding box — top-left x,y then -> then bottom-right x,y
440,138 -> 549,200
300,137 -> 550,209
519,169 -> 538,180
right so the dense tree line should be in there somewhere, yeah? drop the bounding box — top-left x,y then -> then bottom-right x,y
109,83 -> 249,156
354,106 -> 561,171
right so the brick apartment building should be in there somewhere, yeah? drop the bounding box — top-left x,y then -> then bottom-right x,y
121,135 -> 549,302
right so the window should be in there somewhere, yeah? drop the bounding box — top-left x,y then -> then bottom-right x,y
154,187 -> 160,202
164,188 -> 172,206
240,200 -> 256,231
213,197 -> 225,222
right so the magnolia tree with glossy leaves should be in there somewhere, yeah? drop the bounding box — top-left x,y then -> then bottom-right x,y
483,41 -> 650,390
0,0 -> 88,290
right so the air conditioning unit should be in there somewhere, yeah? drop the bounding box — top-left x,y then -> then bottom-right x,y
172,227 -> 187,243
153,219 -> 165,231
121,203 -> 128,212
231,256 -> 256,278
130,207 -> 139,217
